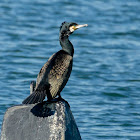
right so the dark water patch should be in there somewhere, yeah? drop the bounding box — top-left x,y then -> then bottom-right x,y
103,92 -> 127,98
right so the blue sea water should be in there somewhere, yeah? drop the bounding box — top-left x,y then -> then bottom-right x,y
0,0 -> 140,139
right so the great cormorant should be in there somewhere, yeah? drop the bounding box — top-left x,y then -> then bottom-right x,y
22,22 -> 88,104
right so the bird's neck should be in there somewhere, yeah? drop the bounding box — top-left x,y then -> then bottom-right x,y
59,35 -> 74,56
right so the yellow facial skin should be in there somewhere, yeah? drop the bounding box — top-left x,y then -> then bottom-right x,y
69,25 -> 76,32
69,24 -> 88,32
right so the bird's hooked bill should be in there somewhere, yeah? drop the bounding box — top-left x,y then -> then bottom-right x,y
75,24 -> 88,29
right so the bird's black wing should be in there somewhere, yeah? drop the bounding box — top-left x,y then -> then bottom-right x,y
35,53 -> 57,89
22,53 -> 57,104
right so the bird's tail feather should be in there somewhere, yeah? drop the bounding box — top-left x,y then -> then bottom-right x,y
22,91 -> 46,104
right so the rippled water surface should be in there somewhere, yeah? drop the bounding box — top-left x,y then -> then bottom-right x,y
0,0 -> 140,139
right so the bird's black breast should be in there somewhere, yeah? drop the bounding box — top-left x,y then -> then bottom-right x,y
35,50 -> 73,98
48,50 -> 73,98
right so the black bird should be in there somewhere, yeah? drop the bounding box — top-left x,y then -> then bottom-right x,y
22,22 -> 88,104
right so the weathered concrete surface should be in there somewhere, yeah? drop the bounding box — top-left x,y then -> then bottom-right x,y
1,100 -> 81,140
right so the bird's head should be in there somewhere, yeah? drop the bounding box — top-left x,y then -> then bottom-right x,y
59,22 -> 88,38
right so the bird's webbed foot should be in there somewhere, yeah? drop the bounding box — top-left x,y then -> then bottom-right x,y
58,95 -> 70,108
